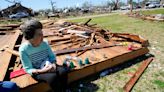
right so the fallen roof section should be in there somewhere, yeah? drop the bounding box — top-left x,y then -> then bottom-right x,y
0,19 -> 151,92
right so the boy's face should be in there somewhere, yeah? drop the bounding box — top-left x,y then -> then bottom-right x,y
32,29 -> 43,46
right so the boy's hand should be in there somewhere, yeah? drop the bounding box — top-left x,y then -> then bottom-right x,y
32,63 -> 57,74
42,63 -> 56,72
47,64 -> 56,72
32,69 -> 40,74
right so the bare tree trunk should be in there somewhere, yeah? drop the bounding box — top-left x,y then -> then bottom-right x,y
50,0 -> 55,13
130,0 -> 133,13
112,0 -> 119,10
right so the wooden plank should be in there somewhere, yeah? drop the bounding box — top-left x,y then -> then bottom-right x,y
0,27 -> 13,31
49,36 -> 72,42
0,24 -> 20,28
0,30 -> 20,81
0,34 -> 13,49
123,57 -> 154,92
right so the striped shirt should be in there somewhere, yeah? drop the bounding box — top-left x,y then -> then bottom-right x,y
19,39 -> 56,75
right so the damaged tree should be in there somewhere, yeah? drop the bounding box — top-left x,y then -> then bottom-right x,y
129,0 -> 133,13
49,0 -> 56,13
112,0 -> 120,10
5,0 -> 21,4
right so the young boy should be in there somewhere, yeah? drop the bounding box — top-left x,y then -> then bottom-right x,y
19,20 -> 68,92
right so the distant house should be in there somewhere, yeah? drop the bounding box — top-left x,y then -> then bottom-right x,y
0,3 -> 32,17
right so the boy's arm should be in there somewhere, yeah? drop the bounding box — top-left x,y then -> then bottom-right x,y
19,50 -> 35,75
45,40 -> 56,63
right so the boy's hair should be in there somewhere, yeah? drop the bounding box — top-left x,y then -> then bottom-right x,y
20,20 -> 43,40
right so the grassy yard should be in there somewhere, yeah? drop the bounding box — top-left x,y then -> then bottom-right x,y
68,9 -> 164,92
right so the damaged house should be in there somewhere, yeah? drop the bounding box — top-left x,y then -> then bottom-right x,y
0,3 -> 32,18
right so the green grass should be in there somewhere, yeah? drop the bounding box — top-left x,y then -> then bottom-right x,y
68,10 -> 164,92
0,19 -> 21,24
153,80 -> 164,88
140,8 -> 164,15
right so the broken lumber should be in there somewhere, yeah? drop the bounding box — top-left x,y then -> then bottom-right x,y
110,33 -> 149,47
51,38 -> 84,47
55,43 -> 121,55
84,18 -> 92,26
123,57 -> 154,92
49,35 -> 79,43
50,36 -> 71,43
64,39 -> 86,49
89,32 -> 96,46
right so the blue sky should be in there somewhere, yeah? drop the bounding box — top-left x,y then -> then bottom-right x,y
0,0 -> 140,10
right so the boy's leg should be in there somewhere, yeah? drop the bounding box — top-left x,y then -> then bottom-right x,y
32,73 -> 61,92
56,65 -> 68,91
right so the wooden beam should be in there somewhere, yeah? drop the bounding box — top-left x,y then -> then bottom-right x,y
123,57 -> 154,92
50,37 -> 70,42
0,24 -> 20,28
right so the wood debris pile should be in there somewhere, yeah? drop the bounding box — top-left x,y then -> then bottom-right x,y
0,23 -> 21,35
126,12 -> 164,22
42,19 -> 149,54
